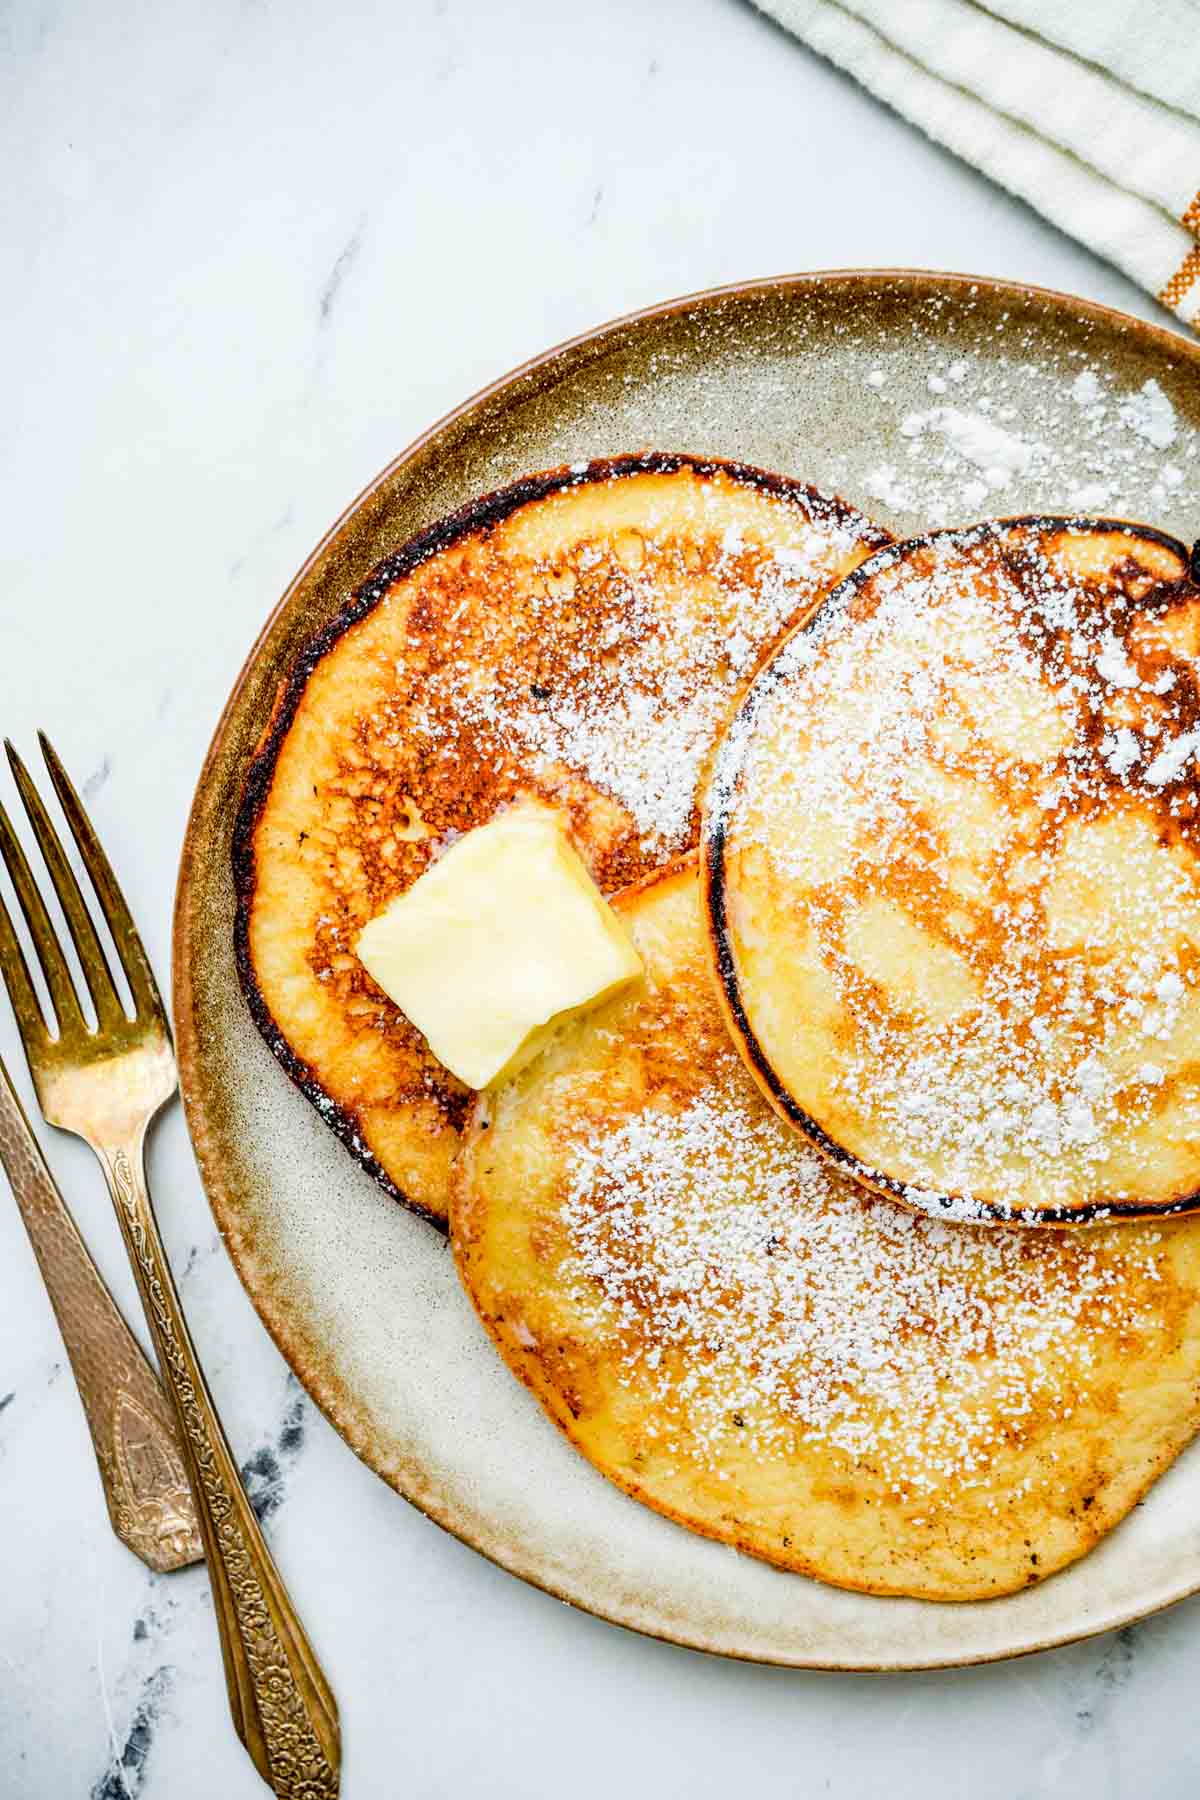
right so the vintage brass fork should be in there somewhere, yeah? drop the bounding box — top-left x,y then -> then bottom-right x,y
0,735 -> 340,1799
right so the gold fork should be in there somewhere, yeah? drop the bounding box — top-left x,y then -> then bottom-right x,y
0,734 -> 340,1799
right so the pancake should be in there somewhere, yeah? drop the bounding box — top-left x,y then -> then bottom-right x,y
452,858 -> 1200,1601
233,453 -> 888,1225
704,517 -> 1200,1225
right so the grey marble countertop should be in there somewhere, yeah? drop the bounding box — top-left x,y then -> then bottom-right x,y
3,2 -> 1199,1795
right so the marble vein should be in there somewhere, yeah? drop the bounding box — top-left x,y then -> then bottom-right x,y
319,219 -> 366,327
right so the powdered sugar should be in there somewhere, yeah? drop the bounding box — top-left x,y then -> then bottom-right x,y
1144,729 -> 1200,787
899,405 -> 1034,491
710,520 -> 1200,1217
392,491 -> 874,862
493,287 -> 1196,549
1120,378 -> 1178,451
865,463 -> 912,510
465,538 -> 829,852
560,1078 -> 1166,1488
835,349 -> 1194,526
511,682 -> 723,850
1071,371 -> 1104,408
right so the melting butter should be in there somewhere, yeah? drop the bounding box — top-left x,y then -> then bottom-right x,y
356,800 -> 643,1088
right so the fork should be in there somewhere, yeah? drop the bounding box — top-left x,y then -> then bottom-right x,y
0,735 -> 340,1799
0,1046 -> 203,1572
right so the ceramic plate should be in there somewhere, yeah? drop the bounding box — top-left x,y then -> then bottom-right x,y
174,272 -> 1200,1669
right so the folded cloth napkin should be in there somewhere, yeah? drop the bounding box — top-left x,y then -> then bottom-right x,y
753,0 -> 1200,331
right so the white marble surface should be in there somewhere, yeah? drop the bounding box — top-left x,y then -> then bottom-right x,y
3,1 -> 1200,1795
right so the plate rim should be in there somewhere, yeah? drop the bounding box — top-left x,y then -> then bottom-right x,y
172,267 -> 1200,1671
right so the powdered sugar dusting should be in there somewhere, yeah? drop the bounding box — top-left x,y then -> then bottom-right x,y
1121,379 -> 1177,451
486,543 -> 808,851
899,405 -> 1034,492
471,285 -> 1197,548
384,481 -> 874,863
560,1076 -> 1166,1491
821,345 -> 1196,526
712,520 -> 1200,1218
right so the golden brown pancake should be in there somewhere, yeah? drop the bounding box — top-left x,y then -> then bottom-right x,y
705,516 -> 1200,1224
453,858 -> 1200,1601
233,453 -> 889,1225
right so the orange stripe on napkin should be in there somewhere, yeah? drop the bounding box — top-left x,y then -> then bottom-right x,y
1182,188 -> 1200,239
1159,244 -> 1200,312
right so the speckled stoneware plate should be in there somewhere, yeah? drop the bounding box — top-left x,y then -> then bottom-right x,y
175,272 -> 1200,1670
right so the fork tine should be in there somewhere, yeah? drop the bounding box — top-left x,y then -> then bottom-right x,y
0,869 -> 51,1051
0,795 -> 85,1036
36,734 -> 167,1028
5,742 -> 126,1033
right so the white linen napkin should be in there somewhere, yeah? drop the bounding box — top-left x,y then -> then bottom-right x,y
753,0 -> 1200,331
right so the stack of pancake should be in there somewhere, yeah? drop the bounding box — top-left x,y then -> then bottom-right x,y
234,453 -> 1200,1600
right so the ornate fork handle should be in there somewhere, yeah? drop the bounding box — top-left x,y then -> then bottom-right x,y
0,1061 -> 201,1572
99,1133 -> 340,1799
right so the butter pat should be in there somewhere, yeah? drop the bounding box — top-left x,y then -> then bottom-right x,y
355,801 -> 643,1088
